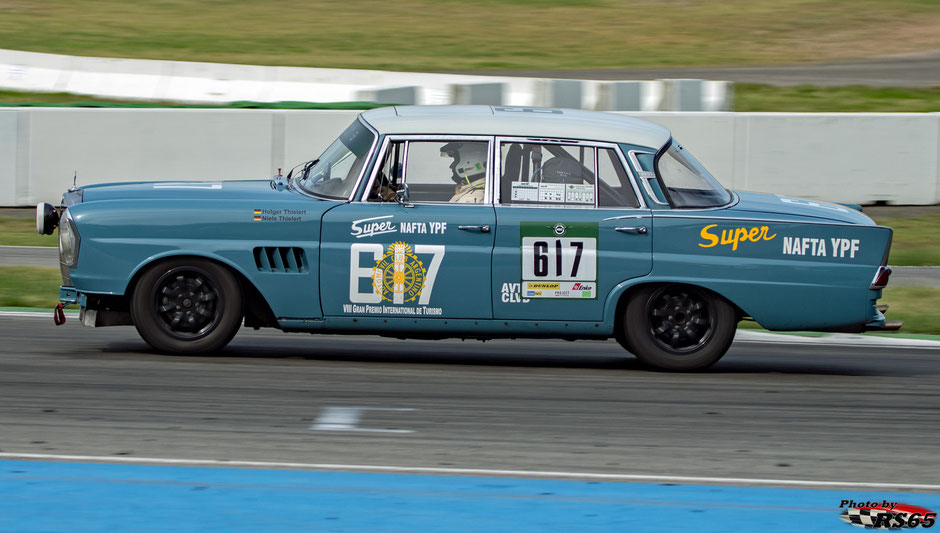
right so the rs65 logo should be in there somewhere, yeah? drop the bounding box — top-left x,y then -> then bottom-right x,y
841,502 -> 936,529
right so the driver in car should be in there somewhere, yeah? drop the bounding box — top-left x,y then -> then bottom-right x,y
441,142 -> 487,203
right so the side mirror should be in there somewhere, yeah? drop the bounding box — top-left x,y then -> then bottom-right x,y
395,184 -> 412,207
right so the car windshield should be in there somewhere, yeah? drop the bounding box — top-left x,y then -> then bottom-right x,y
656,140 -> 731,208
296,119 -> 376,199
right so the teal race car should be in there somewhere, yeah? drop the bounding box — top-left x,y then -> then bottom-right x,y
36,105 -> 900,370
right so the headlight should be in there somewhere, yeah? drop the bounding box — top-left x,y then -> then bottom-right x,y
36,202 -> 59,235
58,209 -> 80,268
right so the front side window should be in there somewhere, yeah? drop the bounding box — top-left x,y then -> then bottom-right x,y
296,120 -> 376,199
369,139 -> 489,203
655,140 -> 731,208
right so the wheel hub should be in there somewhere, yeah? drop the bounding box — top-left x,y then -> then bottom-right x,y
154,270 -> 221,338
648,289 -> 712,353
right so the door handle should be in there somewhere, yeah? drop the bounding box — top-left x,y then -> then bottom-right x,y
615,226 -> 648,234
458,225 -> 491,233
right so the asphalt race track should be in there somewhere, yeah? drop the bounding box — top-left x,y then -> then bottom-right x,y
1,316 -> 938,488
465,50 -> 940,88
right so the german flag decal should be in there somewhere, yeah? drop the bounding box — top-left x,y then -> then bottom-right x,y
253,209 -> 262,221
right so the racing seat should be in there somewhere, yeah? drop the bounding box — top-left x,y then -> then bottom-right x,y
500,143 -> 524,203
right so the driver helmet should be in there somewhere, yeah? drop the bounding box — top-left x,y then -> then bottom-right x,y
441,142 -> 487,185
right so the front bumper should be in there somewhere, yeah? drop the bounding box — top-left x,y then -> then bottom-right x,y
59,286 -> 132,327
60,286 -> 79,305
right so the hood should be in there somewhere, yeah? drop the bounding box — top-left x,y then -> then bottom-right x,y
726,191 -> 875,225
77,179 -> 299,203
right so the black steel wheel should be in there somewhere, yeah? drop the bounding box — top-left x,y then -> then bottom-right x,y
622,285 -> 737,371
131,258 -> 243,354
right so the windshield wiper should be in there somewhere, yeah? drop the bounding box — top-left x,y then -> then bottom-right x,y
297,159 -> 320,184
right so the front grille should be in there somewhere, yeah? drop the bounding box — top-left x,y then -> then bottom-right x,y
253,247 -> 307,273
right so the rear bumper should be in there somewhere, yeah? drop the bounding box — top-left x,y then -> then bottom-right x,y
862,307 -> 903,332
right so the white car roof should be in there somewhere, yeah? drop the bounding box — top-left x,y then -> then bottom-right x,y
360,105 -> 671,149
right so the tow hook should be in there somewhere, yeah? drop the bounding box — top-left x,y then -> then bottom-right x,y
53,303 -> 67,325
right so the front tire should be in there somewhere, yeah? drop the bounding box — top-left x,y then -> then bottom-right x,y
623,285 -> 737,371
131,258 -> 243,354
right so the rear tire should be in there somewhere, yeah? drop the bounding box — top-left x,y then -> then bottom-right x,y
623,285 -> 736,371
131,258 -> 243,354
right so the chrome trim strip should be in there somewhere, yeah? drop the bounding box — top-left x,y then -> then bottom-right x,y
627,150 -> 669,207
401,139 -> 411,185
494,203 -> 598,210
493,136 -> 505,205
486,137 -> 502,205
626,150 -> 651,173
650,211 -> 876,228
360,135 -> 393,203
345,115 -> 381,202
603,214 -> 650,221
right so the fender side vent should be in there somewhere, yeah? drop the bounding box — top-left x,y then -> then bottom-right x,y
253,247 -> 307,273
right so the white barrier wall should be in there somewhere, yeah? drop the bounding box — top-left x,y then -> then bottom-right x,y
1,108 -> 938,206
0,48 -> 729,111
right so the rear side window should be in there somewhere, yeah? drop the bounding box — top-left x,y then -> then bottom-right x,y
597,148 -> 639,207
499,142 -> 638,208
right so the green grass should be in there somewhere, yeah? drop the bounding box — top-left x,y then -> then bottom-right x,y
735,85 -> 940,112
879,286 -> 940,334
1,2 -> 939,112
0,91 -> 385,109
0,218 -> 55,247
871,214 -> 940,266
0,267 -> 61,308
0,90 -> 143,106
0,1 -> 938,72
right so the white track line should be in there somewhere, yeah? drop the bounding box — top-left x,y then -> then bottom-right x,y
0,309 -> 940,349
0,311 -> 78,319
1,452 -> 938,491
1,311 -> 937,347
734,330 -> 940,348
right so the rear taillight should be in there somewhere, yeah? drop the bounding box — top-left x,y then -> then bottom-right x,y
870,266 -> 892,289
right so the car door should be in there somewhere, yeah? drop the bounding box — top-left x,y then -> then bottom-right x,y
319,135 -> 496,319
492,137 -> 652,321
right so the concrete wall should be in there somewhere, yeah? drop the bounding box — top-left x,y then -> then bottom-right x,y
632,112 -> 940,206
2,108 -> 938,206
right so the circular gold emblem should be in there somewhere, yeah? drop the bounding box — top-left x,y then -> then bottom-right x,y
372,242 -> 426,303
